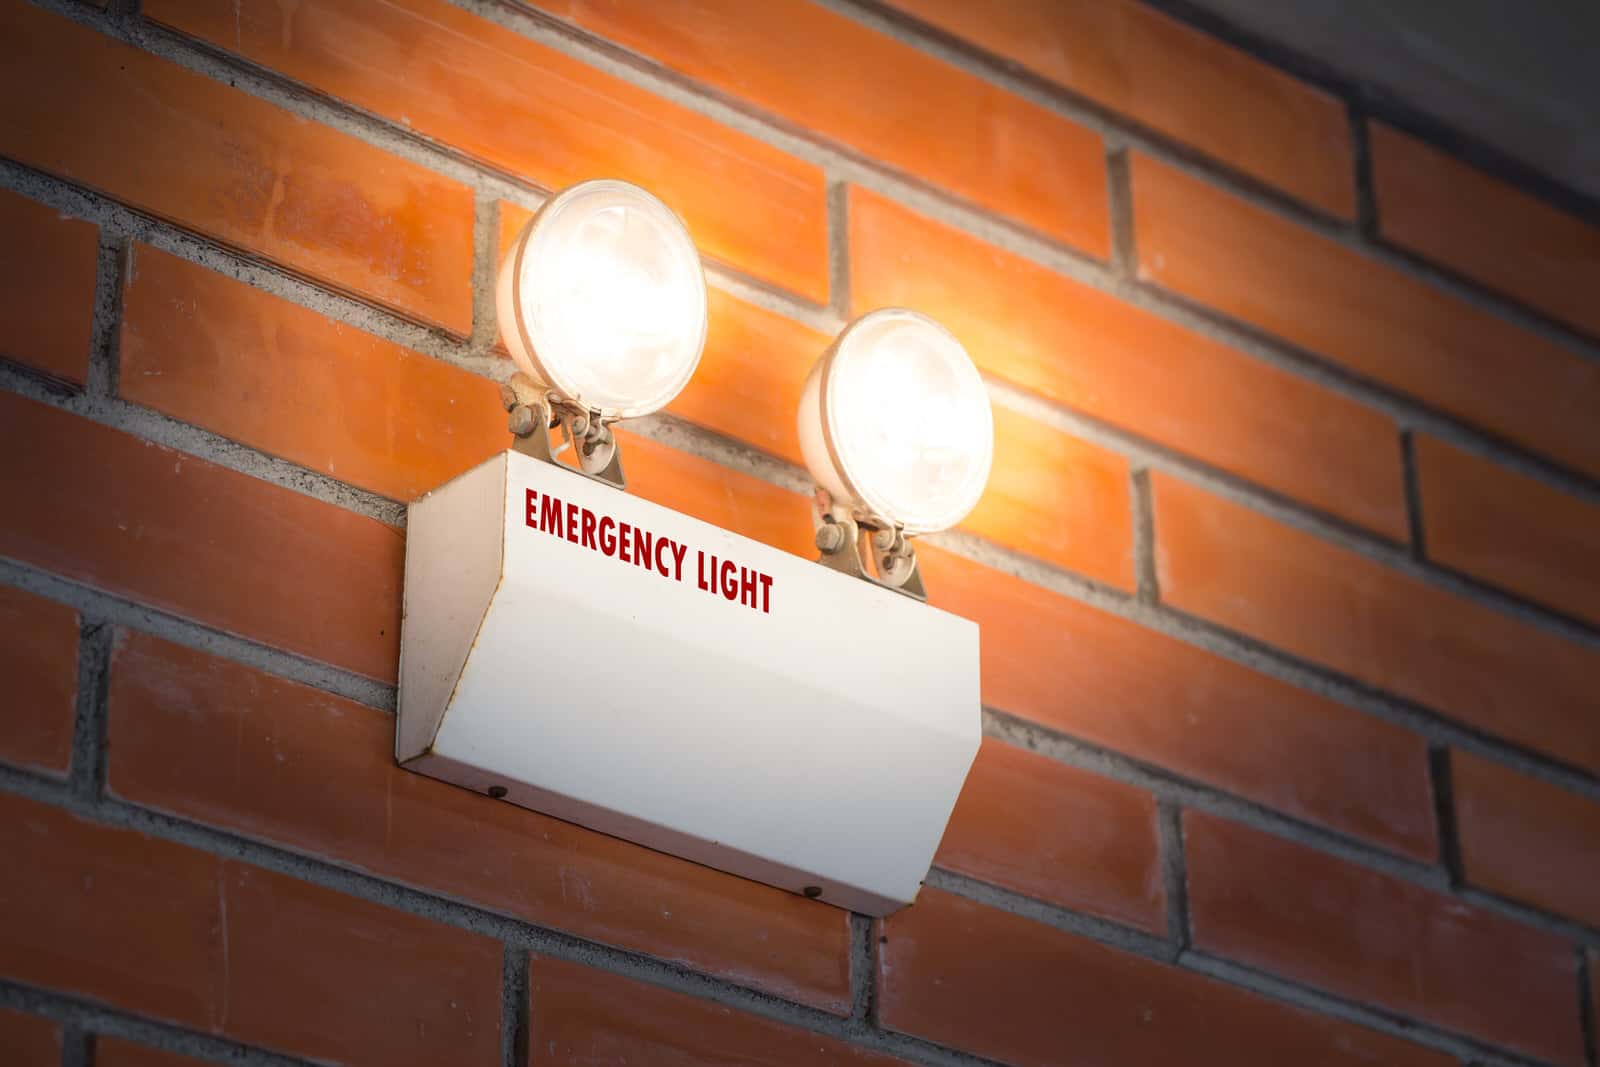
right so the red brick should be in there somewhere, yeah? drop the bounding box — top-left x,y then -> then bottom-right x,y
1452,751 -> 1600,929
884,0 -> 1353,217
0,584 -> 77,775
1185,811 -> 1583,1065
1133,153 -> 1600,479
672,285 -> 831,468
0,2 -> 473,334
1414,434 -> 1600,626
0,188 -> 97,384
527,956 -> 903,1065
0,1008 -> 59,1067
106,630 -> 853,1013
0,790 -> 501,1067
1151,471 -> 1600,776
96,1040 -> 211,1067
879,887 -> 1451,1067
917,546 -> 1437,860
148,0 -> 828,303
850,187 -> 1407,540
975,417 -> 1135,588
935,739 -> 1164,931
119,245 -> 507,502
0,391 -> 402,682
1372,124 -> 1600,340
524,0 -> 1108,257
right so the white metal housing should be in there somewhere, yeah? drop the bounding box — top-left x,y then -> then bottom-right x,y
398,450 -> 981,915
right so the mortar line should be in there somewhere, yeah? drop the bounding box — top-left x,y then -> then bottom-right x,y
1158,801 -> 1191,949
1110,281 -> 1600,509
1400,430 -> 1428,560
0,157 -> 479,364
1129,466 -> 1159,605
0,362 -> 406,527
1180,951 -> 1550,1067
0,761 -> 1584,1067
1579,947 -> 1598,1067
85,233 -> 128,402
0,979 -> 317,1067
501,945 -> 530,1067
1453,886 -> 1600,956
471,192 -> 503,358
1428,747 -> 1465,888
0,558 -> 396,711
59,1022 -> 91,1067
1347,102 -> 1379,239
65,621 -> 113,801
848,912 -> 875,1024
925,868 -> 1177,963
1105,144 -> 1137,279
826,178 -> 853,319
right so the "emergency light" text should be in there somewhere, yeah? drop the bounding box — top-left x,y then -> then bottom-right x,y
526,489 -> 773,613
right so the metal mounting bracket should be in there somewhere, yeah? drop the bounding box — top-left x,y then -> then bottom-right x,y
810,490 -> 928,601
500,372 -> 626,490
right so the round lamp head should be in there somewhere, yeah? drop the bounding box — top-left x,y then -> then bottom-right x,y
497,179 -> 708,419
798,309 -> 993,535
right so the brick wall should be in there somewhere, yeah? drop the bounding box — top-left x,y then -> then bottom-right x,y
1,0 -> 1597,1064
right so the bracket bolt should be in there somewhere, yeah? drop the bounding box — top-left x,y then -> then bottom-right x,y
507,405 -> 537,436
815,523 -> 845,553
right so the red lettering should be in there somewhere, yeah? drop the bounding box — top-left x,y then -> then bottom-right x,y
697,550 -> 710,591
633,527 -> 653,572
525,489 -> 538,529
670,541 -> 688,582
719,559 -> 737,601
565,503 -> 578,543
540,493 -> 562,538
580,507 -> 598,550
599,516 -> 617,557
760,573 -> 773,613
739,566 -> 757,608
618,522 -> 632,563
654,536 -> 673,578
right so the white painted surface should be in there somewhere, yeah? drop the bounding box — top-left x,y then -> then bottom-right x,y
398,450 -> 982,915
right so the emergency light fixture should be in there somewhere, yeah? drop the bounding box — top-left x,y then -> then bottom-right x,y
495,178 -> 708,487
801,309 -> 993,601
398,180 -> 983,916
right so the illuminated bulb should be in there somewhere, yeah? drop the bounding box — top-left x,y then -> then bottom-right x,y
497,180 -> 707,418
798,309 -> 993,535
